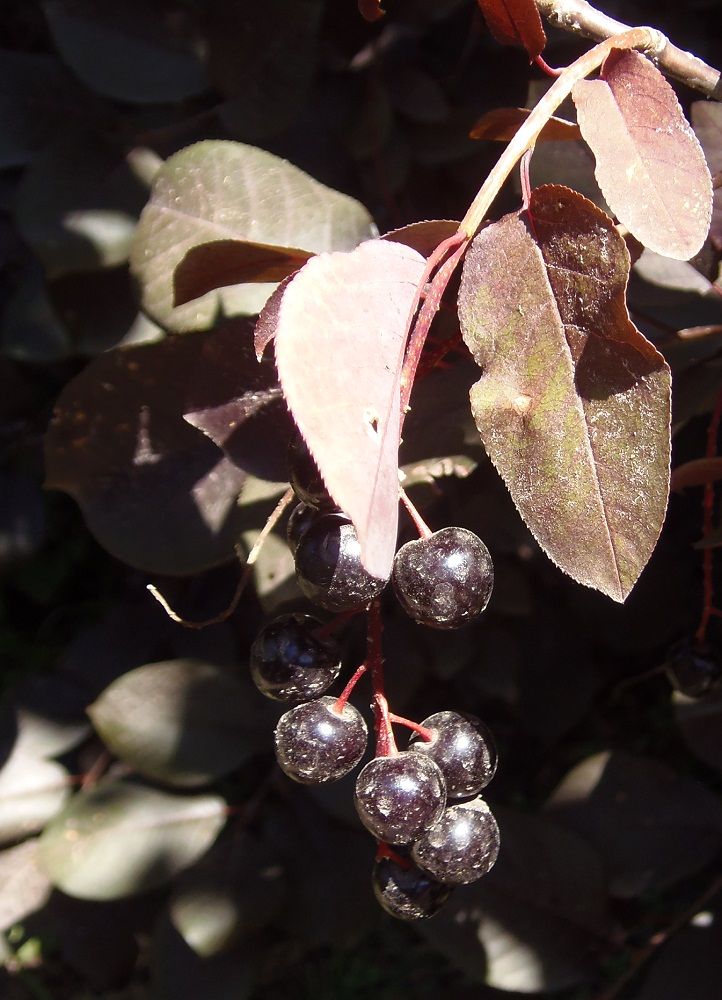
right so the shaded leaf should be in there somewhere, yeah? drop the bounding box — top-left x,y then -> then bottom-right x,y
39,781 -> 226,900
691,100 -> 722,250
42,0 -> 207,104
212,0 -> 322,141
634,249 -> 717,295
458,185 -> 671,602
546,751 -> 722,897
674,690 -> 722,773
572,49 -> 712,260
174,240 -> 314,307
417,807 -> 608,991
386,65 -> 449,125
44,323 -> 275,575
152,914 -> 253,1000
0,469 -> 46,569
516,139 -> 606,208
88,660 -> 267,788
476,0 -> 547,60
671,457 -> 722,492
636,899 -> 722,1000
271,239 -> 427,579
0,747 -> 70,846
470,107 -> 581,142
130,140 -> 376,332
0,840 -> 51,932
695,524 -> 722,550
0,260 -> 70,362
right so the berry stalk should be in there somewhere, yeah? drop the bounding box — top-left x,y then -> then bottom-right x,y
367,599 -> 397,756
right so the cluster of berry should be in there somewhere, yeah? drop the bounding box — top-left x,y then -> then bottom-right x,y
249,438 -> 500,919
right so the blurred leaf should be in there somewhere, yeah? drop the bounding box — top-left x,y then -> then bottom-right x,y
0,840 -> 51,932
14,133 -> 148,278
573,49 -> 712,260
635,899 -> 722,1000
271,240 -> 426,579
1,260 -> 70,362
471,107 -> 581,142
88,660 -> 267,787
634,249 -> 716,295
692,101 -> 722,250
240,530 -> 297,614
671,457 -> 722,492
130,140 -> 376,332
0,747 -> 70,845
674,690 -> 722,773
39,780 -> 226,900
42,0 -> 207,104
169,833 -> 285,957
417,807 -> 608,991
358,0 -> 385,20
516,140 -> 606,207
386,65 -> 449,124
152,914 -> 253,1000
211,0 -> 322,140
546,751 -> 722,897
0,470 -> 46,569
174,240 -> 314,307
458,185 -> 671,602
44,323 -> 275,575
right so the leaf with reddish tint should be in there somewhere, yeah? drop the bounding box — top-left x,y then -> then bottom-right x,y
173,241 -> 314,307
470,107 -> 581,142
671,457 -> 722,493
573,49 -> 712,260
44,321 -> 288,575
382,220 -> 459,258
691,101 -> 722,251
268,240 -> 427,580
458,185 -> 671,602
476,0 -> 546,61
358,0 -> 384,22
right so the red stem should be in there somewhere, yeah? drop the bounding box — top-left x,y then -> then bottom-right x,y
399,487 -> 433,539
534,54 -> 563,77
334,662 -> 367,713
313,609 -> 360,640
695,385 -> 722,646
375,841 -> 412,869
388,713 -> 434,742
368,599 -> 397,756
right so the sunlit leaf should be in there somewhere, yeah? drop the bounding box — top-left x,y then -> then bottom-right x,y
42,0 -> 207,103
130,141 -> 376,332
476,0 -> 547,60
0,747 -> 70,845
573,49 -> 712,260
270,239 -> 427,579
382,219 -> 459,257
39,781 -> 226,900
0,840 -> 51,932
458,185 -> 671,602
88,660 -> 268,787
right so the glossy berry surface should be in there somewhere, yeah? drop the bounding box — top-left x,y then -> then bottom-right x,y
274,696 -> 367,784
354,752 -> 446,844
373,855 -> 451,920
392,526 -> 493,629
286,502 -> 318,556
409,711 -> 497,799
250,613 -> 341,702
288,435 -> 331,508
295,514 -> 387,612
411,797 -> 500,885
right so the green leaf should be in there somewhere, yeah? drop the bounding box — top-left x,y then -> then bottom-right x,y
130,141 -> 376,332
0,840 -> 51,933
0,747 -> 70,846
88,660 -> 268,787
42,0 -> 208,104
39,781 -> 226,900
458,185 -> 671,602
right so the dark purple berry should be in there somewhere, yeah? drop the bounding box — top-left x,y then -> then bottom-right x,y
392,526 -> 493,629
274,697 -> 367,784
288,435 -> 332,508
373,855 -> 451,920
250,613 -> 341,702
411,798 -> 500,885
354,752 -> 446,844
409,711 -> 497,799
295,513 -> 387,612
286,502 -> 318,556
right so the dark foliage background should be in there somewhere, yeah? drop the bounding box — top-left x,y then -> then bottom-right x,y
1,2 -> 722,998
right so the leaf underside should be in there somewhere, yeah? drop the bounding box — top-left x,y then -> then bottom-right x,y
476,0 -> 547,61
573,49 -> 712,261
458,184 -> 671,602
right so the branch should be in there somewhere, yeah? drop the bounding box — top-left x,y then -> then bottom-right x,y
535,0 -> 722,99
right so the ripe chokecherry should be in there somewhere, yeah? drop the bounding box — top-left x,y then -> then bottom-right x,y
392,526 -> 493,628
411,797 -> 500,884
409,711 -> 497,799
295,513 -> 387,612
274,696 -> 367,784
250,613 -> 342,702
354,751 -> 446,844
372,854 -> 451,920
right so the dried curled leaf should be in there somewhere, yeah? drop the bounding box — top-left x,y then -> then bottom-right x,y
573,49 -> 712,260
458,185 -> 671,602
